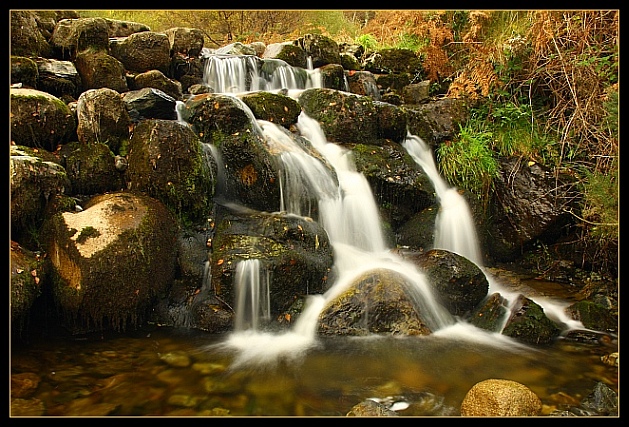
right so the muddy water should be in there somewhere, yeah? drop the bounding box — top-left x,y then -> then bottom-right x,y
11,322 -> 617,417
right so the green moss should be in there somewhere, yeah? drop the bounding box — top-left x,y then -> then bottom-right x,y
76,226 -> 101,243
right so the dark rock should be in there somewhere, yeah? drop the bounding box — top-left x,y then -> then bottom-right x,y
405,97 -> 470,146
347,71 -> 380,99
469,292 -> 510,332
240,91 -> 301,128
319,63 -> 346,91
11,11 -> 53,57
318,268 -> 432,336
363,48 -> 422,76
395,205 -> 438,251
164,27 -> 204,57
10,56 -> 39,89
501,294 -> 561,344
126,119 -> 214,224
10,242 -> 46,329
262,42 -> 307,68
565,300 -> 617,333
75,88 -> 131,154
132,69 -> 183,100
10,88 -> 76,151
34,58 -> 82,99
74,51 -> 129,93
580,382 -> 617,416
297,33 -> 341,67
122,87 -> 177,121
402,81 -> 431,105
59,142 -> 125,195
50,18 -> 110,60
410,249 -> 489,317
210,210 -> 333,318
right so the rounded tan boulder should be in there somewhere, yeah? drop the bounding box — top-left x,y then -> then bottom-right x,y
460,379 -> 542,416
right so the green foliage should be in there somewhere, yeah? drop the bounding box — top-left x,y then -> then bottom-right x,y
581,158 -> 618,239
436,124 -> 498,207
355,33 -> 379,52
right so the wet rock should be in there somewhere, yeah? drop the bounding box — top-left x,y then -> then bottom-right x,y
411,249 -> 489,317
501,294 -> 561,345
42,191 -> 178,333
460,379 -> 542,416
350,140 -> 435,231
75,88 -> 131,154
297,33 -> 341,68
74,51 -> 129,93
126,119 -> 214,223
347,399 -> 399,417
487,156 -> 574,262
262,42 -> 307,68
405,97 -> 470,146
110,31 -> 171,74
298,88 -> 379,145
395,205 -> 438,251
346,71 -> 380,99
363,48 -> 422,75
11,372 -> 41,398
469,292 -> 509,332
164,27 -> 204,57
181,93 -> 279,212
131,69 -> 183,101
240,91 -> 301,128
159,351 -> 191,368
122,87 -> 178,121
319,64 -> 346,91
580,382 -> 617,416
318,268 -> 432,336
11,56 -> 39,89
10,88 -> 76,151
50,17 -> 110,60
170,56 -> 205,93
215,42 -> 257,56
564,300 -> 617,333
211,209 -> 333,318
10,145 -> 70,240
34,58 -> 82,100
10,242 -> 46,329
340,53 -> 361,71
58,142 -> 125,195
402,81 -> 431,105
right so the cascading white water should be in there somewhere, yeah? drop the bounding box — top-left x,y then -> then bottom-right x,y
402,133 -> 588,334
233,259 -> 271,331
402,133 -> 483,266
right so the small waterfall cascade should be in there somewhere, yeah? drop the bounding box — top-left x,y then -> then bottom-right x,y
402,133 -> 588,334
233,259 -> 271,331
402,133 -> 483,266
202,53 -> 322,94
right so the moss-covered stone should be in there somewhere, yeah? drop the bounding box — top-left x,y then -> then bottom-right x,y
43,191 -> 178,332
126,119 -> 214,225
74,51 -> 129,93
59,141 -> 124,195
210,210 -> 333,317
240,91 -> 301,128
502,295 -> 561,345
469,292 -> 510,332
318,268 -> 432,336
10,88 -> 76,151
10,56 -> 39,88
10,242 -> 46,329
565,300 -> 617,333
262,43 -> 307,68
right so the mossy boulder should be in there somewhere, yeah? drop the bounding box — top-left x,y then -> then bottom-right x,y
181,93 -> 280,212
469,292 -> 510,332
298,88 -> 379,145
297,33 -> 341,67
43,191 -> 178,333
10,242 -> 47,329
10,56 -> 39,88
240,91 -> 301,128
110,31 -> 171,74
76,88 -> 131,154
126,119 -> 214,224
10,11 -> 52,57
74,51 -> 129,93
50,17 -> 110,60
122,87 -> 178,121
58,141 -> 124,195
350,140 -> 435,230
405,97 -> 470,146
163,27 -> 204,57
318,268 -> 432,336
319,64 -> 346,91
10,145 -> 70,242
363,48 -> 422,75
10,88 -> 76,151
395,205 -> 439,251
262,42 -> 308,68
565,300 -> 617,333
410,249 -> 489,317
210,210 -> 333,318
131,69 -> 183,101
502,294 -> 561,344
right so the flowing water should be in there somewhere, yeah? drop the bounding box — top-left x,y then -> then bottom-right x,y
10,56 -> 617,417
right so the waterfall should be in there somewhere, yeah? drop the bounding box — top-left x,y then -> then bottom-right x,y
402,133 -> 588,335
233,259 -> 270,331
402,133 -> 483,266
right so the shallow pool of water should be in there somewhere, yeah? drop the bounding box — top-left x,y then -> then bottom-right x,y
10,323 -> 618,417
